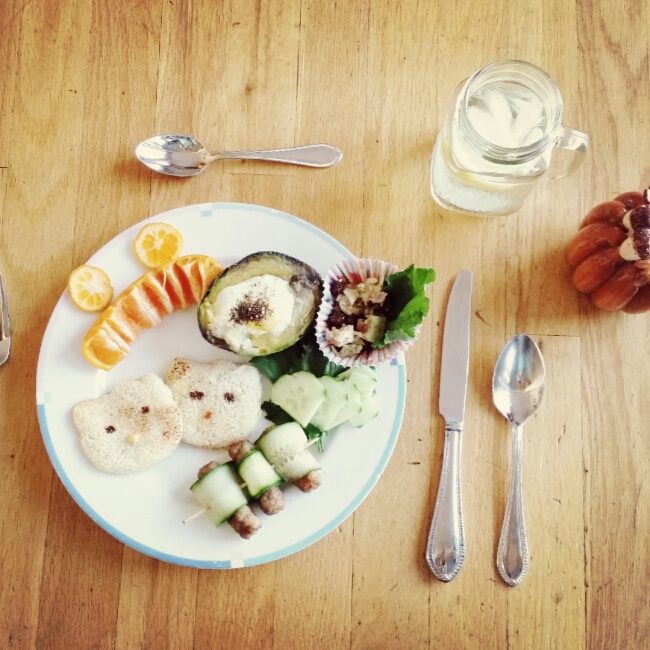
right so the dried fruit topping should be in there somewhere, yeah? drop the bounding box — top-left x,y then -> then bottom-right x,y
326,277 -> 391,357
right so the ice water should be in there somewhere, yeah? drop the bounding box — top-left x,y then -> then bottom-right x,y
467,81 -> 548,149
431,80 -> 552,216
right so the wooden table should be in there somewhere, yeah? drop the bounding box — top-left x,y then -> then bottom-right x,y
1,1 -> 648,648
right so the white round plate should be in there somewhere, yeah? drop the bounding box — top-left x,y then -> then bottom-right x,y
36,203 -> 406,568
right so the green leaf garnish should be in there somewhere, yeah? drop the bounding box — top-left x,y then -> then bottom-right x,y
251,327 -> 345,382
374,265 -> 435,346
260,401 -> 294,425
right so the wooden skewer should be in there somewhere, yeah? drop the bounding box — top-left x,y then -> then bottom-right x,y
182,509 -> 206,524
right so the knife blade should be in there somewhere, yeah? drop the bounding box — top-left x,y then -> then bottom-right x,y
0,273 -> 10,367
426,269 -> 473,581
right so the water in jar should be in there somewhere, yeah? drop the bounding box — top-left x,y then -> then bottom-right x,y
431,79 -> 552,216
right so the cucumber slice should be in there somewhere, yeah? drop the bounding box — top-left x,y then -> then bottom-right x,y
237,449 -> 282,498
348,396 -> 380,427
327,379 -> 363,429
275,448 -> 321,482
337,367 -> 378,400
190,462 -> 247,525
353,365 -> 378,379
256,422 -> 320,481
257,422 -> 308,466
270,371 -> 325,427
309,376 -> 348,431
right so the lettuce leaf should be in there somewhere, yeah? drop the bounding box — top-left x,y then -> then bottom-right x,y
376,265 -> 435,346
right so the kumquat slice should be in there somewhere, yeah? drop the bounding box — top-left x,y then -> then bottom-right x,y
68,265 -> 114,312
133,222 -> 184,269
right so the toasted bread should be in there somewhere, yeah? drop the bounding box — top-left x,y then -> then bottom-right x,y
72,373 -> 182,474
165,358 -> 262,449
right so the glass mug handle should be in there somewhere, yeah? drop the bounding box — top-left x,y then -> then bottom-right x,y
547,127 -> 590,180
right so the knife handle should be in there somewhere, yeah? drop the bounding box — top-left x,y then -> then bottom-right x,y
426,424 -> 465,582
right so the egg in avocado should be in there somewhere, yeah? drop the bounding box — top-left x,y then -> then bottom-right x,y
197,251 -> 322,356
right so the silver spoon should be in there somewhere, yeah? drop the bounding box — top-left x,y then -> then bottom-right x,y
492,334 -> 546,586
135,134 -> 343,177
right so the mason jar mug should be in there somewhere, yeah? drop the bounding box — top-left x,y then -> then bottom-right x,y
430,60 -> 589,217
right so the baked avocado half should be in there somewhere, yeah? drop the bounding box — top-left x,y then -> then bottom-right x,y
197,251 -> 322,356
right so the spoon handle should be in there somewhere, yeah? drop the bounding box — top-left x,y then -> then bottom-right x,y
209,144 -> 342,168
426,424 -> 465,581
497,423 -> 529,586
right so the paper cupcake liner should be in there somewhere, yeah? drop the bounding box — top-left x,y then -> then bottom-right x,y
315,258 -> 417,368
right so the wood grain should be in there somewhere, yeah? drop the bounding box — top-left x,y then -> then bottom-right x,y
1,0 -> 649,648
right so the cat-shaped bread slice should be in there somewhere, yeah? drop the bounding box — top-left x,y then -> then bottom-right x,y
165,358 -> 262,449
72,373 -> 182,474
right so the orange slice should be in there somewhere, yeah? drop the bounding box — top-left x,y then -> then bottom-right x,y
82,254 -> 222,370
133,222 -> 184,268
81,321 -> 132,371
68,265 -> 114,312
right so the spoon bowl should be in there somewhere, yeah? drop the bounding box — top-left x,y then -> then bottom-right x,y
492,334 -> 546,586
135,135 -> 343,177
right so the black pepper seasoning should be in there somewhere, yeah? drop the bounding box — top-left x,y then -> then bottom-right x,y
231,292 -> 270,323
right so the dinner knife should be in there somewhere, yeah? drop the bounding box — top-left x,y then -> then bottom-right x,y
426,269 -> 473,582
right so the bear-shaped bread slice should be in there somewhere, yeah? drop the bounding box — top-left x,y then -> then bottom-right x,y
165,358 -> 262,449
72,373 -> 182,474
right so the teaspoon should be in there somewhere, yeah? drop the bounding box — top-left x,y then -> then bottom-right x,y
135,134 -> 343,177
492,334 -> 546,586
